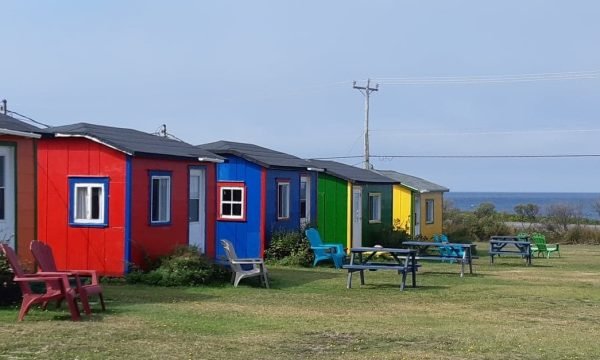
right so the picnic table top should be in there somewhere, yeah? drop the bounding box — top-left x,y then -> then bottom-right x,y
403,241 -> 476,248
349,247 -> 415,254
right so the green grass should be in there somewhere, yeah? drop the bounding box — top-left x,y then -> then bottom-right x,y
1,243 -> 600,359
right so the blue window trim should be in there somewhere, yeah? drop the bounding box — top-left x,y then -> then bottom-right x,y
148,170 -> 172,226
68,177 -> 110,228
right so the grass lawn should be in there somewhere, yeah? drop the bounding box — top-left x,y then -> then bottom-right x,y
1,243 -> 599,359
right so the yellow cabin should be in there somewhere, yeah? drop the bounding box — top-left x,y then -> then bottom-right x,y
377,170 -> 449,239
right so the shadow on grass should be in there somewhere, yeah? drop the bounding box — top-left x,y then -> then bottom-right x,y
268,267 -> 343,289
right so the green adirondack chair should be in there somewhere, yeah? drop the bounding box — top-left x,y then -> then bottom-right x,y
531,233 -> 560,258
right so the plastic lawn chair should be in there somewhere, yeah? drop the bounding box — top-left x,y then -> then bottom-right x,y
220,239 -> 269,288
0,243 -> 81,321
305,228 -> 346,269
531,233 -> 560,258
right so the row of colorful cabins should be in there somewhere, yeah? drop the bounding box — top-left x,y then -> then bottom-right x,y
0,113 -> 448,276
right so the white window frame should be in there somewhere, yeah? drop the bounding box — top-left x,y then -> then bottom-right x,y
73,183 -> 105,224
277,181 -> 290,220
369,193 -> 382,223
151,175 -> 171,224
425,199 -> 435,224
219,184 -> 245,220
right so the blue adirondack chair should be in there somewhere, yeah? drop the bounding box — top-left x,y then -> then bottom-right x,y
434,233 -> 464,263
305,228 -> 346,269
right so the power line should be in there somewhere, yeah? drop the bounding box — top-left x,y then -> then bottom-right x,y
371,70 -> 600,85
312,154 -> 600,160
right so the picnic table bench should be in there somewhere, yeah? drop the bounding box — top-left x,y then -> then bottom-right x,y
489,236 -> 532,266
343,247 -> 418,291
403,241 -> 478,277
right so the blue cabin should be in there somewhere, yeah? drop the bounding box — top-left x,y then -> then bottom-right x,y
197,141 -> 320,259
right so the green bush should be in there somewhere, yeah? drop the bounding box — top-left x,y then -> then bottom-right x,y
125,246 -> 230,287
0,252 -> 20,306
265,230 -> 313,267
444,202 -> 510,241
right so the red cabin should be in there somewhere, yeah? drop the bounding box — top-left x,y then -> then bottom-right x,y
0,113 -> 42,271
37,123 -> 222,276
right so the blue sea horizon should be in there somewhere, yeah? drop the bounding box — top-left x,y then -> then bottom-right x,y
445,192 -> 600,220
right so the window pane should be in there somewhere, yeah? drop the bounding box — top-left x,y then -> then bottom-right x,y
189,176 -> 199,199
151,179 -> 160,221
222,203 -> 232,216
0,189 -> 4,220
159,178 -> 169,221
232,189 -> 242,202
91,187 -> 101,220
300,181 -> 306,201
76,187 -> 88,219
223,189 -> 232,201
232,203 -> 242,216
189,199 -> 200,222
300,200 -> 306,219
0,156 -> 4,187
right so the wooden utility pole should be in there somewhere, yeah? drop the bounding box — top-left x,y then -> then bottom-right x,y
353,79 -> 379,169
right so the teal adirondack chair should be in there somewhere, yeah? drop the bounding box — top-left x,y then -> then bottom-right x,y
305,228 -> 346,269
434,234 -> 463,263
531,233 -> 560,258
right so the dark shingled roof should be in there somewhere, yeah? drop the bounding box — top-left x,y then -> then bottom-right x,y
307,160 -> 396,183
44,122 -> 223,161
197,140 -> 312,169
0,113 -> 45,134
377,170 -> 449,193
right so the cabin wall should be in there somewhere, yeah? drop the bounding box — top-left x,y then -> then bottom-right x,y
130,157 -> 216,268
214,155 -> 263,259
266,169 -> 302,244
392,185 -> 413,234
361,183 -> 393,246
419,191 -> 445,238
316,173 -> 348,245
0,137 -> 37,270
37,138 -> 126,276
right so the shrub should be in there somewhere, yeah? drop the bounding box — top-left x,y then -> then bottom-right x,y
125,246 -> 230,286
444,202 -> 510,241
0,252 -> 20,306
265,230 -> 313,267
363,225 -> 410,248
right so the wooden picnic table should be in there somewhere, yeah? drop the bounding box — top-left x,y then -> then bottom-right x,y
489,236 -> 532,266
403,241 -> 477,277
343,247 -> 417,291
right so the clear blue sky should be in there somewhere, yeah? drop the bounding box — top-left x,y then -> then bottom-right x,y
2,1 -> 600,192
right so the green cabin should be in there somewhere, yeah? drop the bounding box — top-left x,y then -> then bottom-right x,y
309,160 -> 397,248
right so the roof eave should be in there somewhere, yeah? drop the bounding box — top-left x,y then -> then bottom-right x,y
54,133 -> 133,155
0,128 -> 42,139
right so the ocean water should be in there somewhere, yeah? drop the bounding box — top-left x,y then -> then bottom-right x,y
445,192 -> 600,220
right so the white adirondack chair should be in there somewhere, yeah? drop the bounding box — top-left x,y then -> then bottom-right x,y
220,239 -> 269,288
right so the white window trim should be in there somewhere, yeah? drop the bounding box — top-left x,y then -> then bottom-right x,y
369,193 -> 382,223
219,186 -> 245,220
277,181 -> 290,220
151,175 -> 171,223
73,183 -> 106,224
426,199 -> 435,224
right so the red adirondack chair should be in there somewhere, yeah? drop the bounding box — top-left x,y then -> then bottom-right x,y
30,240 -> 106,315
0,243 -> 81,321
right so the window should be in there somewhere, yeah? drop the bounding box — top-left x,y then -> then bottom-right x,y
277,180 -> 290,219
150,172 -> 171,224
369,193 -> 381,223
217,182 -> 246,221
425,199 -> 435,224
300,176 -> 310,224
69,177 -> 109,226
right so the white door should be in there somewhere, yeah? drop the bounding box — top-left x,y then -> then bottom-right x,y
300,175 -> 310,226
0,147 -> 15,247
413,194 -> 421,238
188,168 -> 206,253
352,186 -> 362,248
